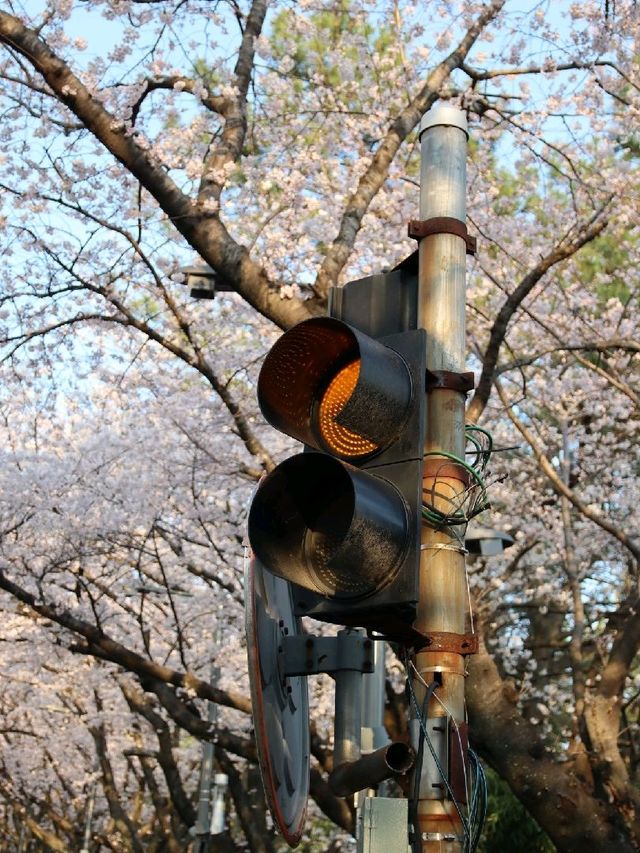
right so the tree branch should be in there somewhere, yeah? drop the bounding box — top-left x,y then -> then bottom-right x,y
198,0 -> 268,205
0,564 -> 252,713
129,75 -> 229,125
313,0 -> 506,298
119,678 -> 197,828
0,9 -> 315,331
467,634 -> 637,852
467,210 -> 610,423
215,748 -> 275,853
494,380 -> 640,565
89,719 -> 145,853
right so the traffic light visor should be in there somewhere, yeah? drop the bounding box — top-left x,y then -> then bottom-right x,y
248,453 -> 410,599
258,318 -> 412,461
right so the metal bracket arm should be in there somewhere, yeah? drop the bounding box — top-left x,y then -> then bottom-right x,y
280,633 -> 375,677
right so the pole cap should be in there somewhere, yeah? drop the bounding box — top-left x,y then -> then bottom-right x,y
419,104 -> 468,139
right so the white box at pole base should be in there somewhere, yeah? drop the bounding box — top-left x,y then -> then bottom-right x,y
357,797 -> 410,853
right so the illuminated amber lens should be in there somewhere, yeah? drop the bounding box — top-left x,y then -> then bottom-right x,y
318,359 -> 379,458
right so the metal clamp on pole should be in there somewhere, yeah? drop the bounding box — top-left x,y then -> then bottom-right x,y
408,217 -> 477,256
415,630 -> 479,655
425,369 -> 475,393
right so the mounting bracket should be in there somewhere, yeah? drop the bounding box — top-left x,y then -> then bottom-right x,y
280,631 -> 375,678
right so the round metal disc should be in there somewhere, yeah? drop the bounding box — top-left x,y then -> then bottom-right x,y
245,555 -> 310,846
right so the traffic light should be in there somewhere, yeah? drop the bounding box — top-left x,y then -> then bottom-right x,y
248,266 -> 426,638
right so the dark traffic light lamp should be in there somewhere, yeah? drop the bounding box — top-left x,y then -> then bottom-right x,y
248,271 -> 427,638
249,451 -> 409,600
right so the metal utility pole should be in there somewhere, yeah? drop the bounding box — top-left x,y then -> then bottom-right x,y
209,772 -> 229,836
194,627 -> 223,853
247,98 -> 487,853
80,781 -> 96,853
410,104 -> 472,853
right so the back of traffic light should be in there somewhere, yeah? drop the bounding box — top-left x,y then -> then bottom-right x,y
248,262 -> 426,638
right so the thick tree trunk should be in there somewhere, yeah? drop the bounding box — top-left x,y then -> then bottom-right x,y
466,639 -> 636,852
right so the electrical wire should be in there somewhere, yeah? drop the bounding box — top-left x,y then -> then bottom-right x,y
465,559 -> 475,635
414,429 -> 493,849
407,659 -> 488,852
409,663 -> 472,823
467,750 -> 488,852
464,425 -> 493,472
406,669 -> 471,850
432,690 -> 470,809
424,449 -> 488,489
422,428 -> 493,528
408,677 -> 440,853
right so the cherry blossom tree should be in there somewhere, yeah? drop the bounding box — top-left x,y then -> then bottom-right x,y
0,0 -> 638,850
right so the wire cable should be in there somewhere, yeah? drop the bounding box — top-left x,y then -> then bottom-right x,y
409,662 -> 472,822
467,749 -> 487,852
409,677 -> 440,853
408,660 -> 488,852
422,443 -> 491,528
406,671 -> 471,848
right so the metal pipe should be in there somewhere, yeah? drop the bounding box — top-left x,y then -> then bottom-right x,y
414,104 -> 470,853
334,666 -> 363,768
195,627 -> 222,849
334,628 -> 368,768
210,773 -> 229,835
361,639 -> 388,753
330,741 -> 416,797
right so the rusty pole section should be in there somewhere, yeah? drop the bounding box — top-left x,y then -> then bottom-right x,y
412,105 -> 470,853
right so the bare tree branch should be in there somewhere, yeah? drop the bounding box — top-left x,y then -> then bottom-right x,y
313,0 -> 506,298
467,209 -> 610,423
494,380 -> 640,565
0,563 -> 252,713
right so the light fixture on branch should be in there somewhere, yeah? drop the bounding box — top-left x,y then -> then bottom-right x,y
180,264 -> 235,300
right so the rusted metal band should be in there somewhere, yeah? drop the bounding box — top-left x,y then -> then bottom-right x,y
408,216 -> 477,255
415,630 -> 479,655
425,369 -> 475,393
422,458 -> 471,486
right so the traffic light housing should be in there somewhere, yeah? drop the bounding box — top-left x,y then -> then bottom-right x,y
248,264 -> 426,637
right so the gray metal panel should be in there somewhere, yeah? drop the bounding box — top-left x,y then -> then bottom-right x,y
357,797 -> 410,853
329,269 -> 418,337
245,557 -> 310,847
409,717 -> 449,799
